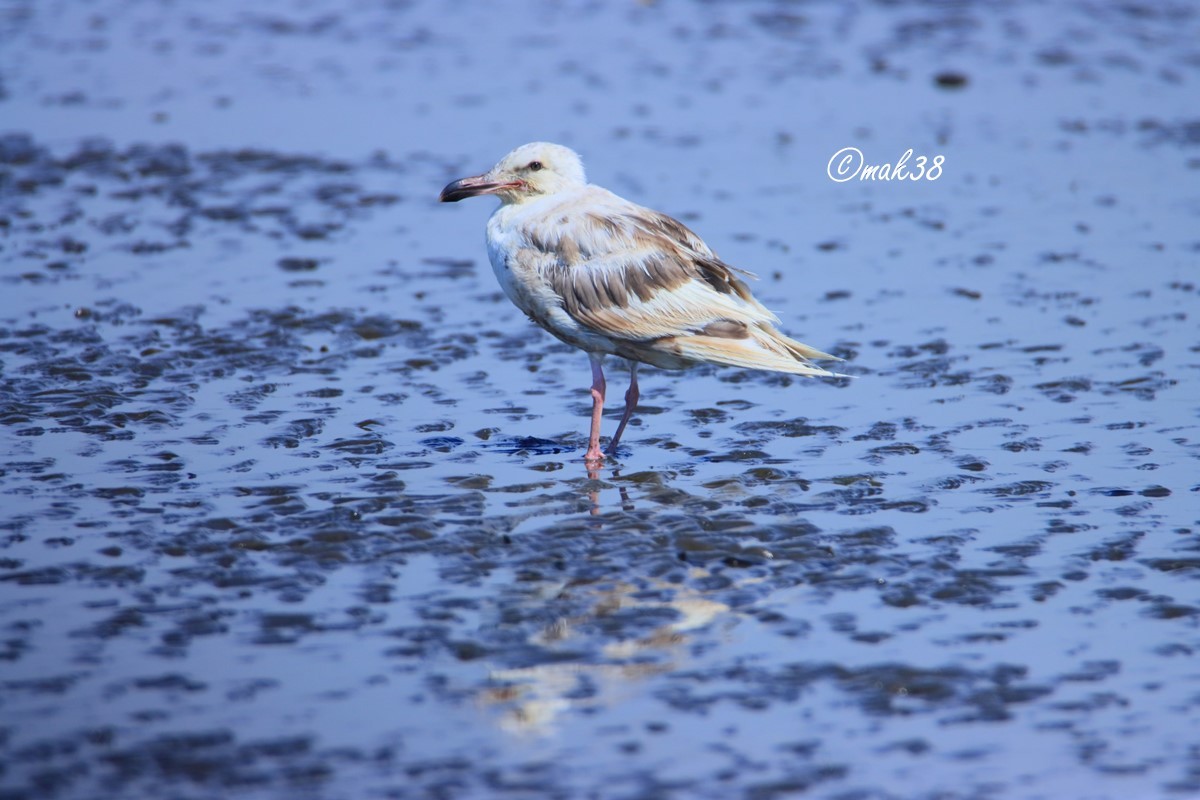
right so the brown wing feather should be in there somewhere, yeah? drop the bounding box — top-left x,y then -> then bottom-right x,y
612,209 -> 767,306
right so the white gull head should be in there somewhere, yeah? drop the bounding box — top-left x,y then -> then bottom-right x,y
439,142 -> 586,206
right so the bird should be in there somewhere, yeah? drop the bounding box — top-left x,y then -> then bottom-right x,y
439,142 -> 843,464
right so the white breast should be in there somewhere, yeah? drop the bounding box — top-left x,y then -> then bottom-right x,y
485,199 -> 619,354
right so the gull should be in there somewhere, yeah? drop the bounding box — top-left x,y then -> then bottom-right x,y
439,142 -> 843,464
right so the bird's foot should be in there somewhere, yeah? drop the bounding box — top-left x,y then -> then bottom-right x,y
584,446 -> 605,465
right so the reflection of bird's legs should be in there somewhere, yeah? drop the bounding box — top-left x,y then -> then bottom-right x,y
585,353 -> 606,464
607,362 -> 639,455
619,483 -> 633,511
588,474 -> 601,514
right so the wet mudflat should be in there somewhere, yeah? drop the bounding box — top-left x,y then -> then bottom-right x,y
2,1 -> 1198,798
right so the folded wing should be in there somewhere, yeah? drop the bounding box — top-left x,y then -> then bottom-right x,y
521,190 -> 842,376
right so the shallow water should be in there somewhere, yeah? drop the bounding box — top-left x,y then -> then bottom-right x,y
2,1 -> 1198,798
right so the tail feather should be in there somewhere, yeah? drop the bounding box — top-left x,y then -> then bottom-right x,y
669,326 -> 848,378
782,339 -> 841,363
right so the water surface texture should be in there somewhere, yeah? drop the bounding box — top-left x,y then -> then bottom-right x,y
2,2 -> 1198,798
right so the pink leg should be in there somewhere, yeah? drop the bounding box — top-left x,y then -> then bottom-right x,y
585,354 -> 606,463
607,362 -> 639,455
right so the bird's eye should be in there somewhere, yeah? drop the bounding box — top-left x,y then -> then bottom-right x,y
527,161 -> 544,172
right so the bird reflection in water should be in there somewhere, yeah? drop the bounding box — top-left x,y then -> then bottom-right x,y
476,577 -> 732,735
